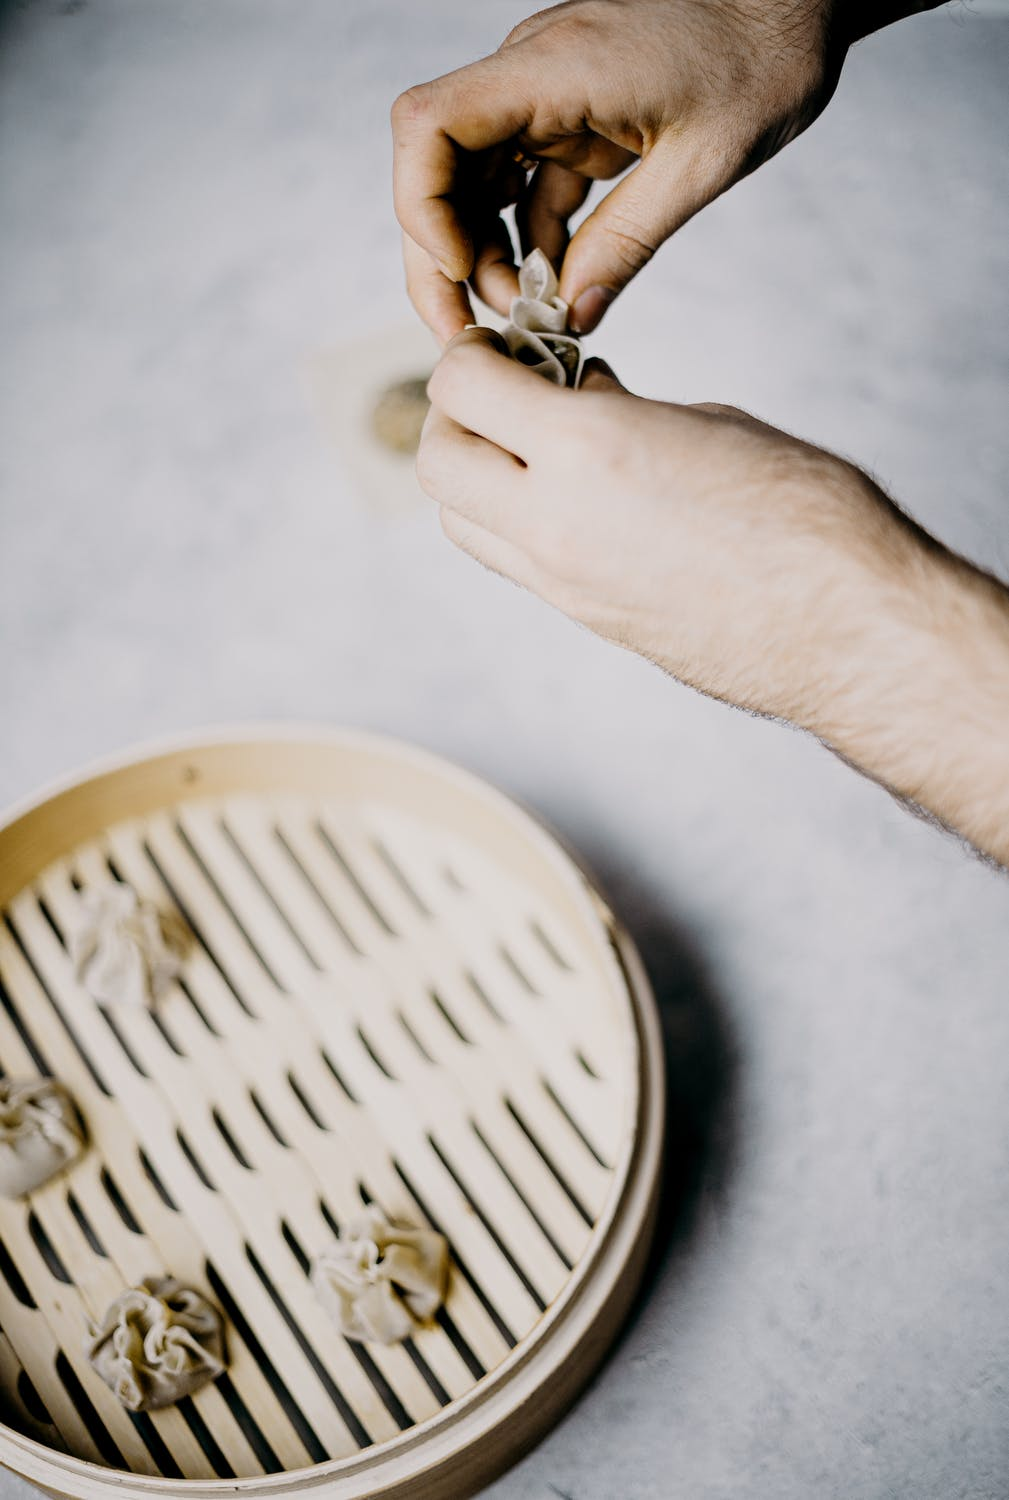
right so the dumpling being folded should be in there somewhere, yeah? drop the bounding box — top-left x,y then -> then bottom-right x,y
501,249 -> 583,388
85,1278 -> 226,1412
0,1077 -> 86,1198
310,1209 -> 449,1345
70,884 -> 187,1008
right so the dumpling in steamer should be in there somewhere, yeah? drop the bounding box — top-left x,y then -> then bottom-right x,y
85,1278 -> 226,1412
70,884 -> 187,1008
500,249 -> 584,388
0,1077 -> 86,1198
310,1209 -> 449,1345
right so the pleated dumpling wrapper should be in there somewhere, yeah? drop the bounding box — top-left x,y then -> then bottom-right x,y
70,883 -> 187,1008
501,249 -> 584,388
86,1278 -> 227,1412
0,1077 -> 86,1198
311,1210 -> 450,1345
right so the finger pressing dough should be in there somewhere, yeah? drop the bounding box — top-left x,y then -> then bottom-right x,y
500,249 -> 583,388
85,1278 -> 226,1412
310,1209 -> 449,1345
70,884 -> 187,1008
0,1077 -> 86,1198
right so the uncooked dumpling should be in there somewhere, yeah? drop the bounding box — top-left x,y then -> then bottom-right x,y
85,1278 -> 226,1412
70,884 -> 187,1008
501,249 -> 583,388
310,1209 -> 449,1344
0,1077 -> 86,1198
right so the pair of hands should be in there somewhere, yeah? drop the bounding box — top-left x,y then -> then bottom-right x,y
393,0 -> 1009,863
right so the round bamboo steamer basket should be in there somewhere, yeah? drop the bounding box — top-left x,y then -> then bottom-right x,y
0,728 -> 664,1499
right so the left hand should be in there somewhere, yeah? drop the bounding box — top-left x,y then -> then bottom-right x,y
392,0 -> 846,345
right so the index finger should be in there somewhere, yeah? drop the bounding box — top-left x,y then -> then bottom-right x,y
402,232 -> 473,347
427,326 -> 568,462
391,57 -> 531,280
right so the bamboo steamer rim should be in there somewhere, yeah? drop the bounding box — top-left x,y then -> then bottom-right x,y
0,725 -> 665,1500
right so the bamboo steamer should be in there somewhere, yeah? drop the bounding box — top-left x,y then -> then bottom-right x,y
0,728 -> 664,1499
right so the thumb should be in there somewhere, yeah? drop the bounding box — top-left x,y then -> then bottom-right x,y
561,138 -> 707,333
578,357 -> 626,393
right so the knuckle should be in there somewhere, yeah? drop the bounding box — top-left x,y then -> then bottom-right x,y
425,356 -> 457,407
391,84 -> 433,129
425,364 -> 444,406
447,73 -> 500,126
428,340 -> 482,404
553,9 -> 608,47
501,7 -> 550,47
414,433 -> 444,496
601,212 -> 658,275
691,401 -> 748,421
506,6 -> 604,47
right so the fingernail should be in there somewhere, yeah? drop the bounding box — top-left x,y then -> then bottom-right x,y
446,325 -> 508,355
436,242 -> 472,282
473,326 -> 509,355
570,285 -> 615,334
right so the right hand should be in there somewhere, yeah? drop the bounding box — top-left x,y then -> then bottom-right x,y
418,330 -> 920,730
417,329 -> 1009,868
392,0 -> 847,344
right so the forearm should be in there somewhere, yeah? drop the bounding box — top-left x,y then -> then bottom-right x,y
805,528 -> 1009,866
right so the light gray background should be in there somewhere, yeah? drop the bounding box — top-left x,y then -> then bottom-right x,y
1,3 -> 1008,1497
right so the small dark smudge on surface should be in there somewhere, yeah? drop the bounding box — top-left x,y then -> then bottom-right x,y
370,376 -> 430,455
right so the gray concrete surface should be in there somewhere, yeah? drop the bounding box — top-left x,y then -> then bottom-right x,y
1,3 -> 1008,1497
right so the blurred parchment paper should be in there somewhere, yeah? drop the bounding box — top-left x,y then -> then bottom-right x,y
306,322 -> 438,518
